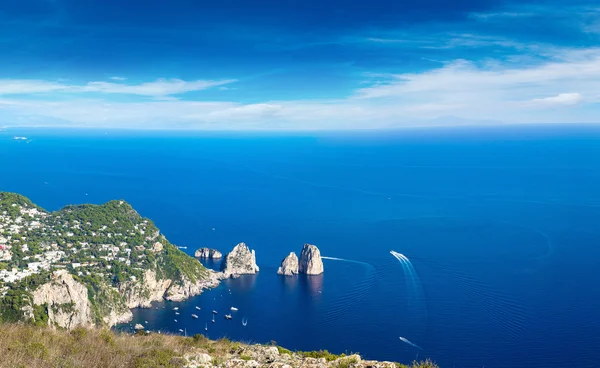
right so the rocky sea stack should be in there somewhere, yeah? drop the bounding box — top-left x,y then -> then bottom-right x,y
194,247 -> 223,259
277,252 -> 299,276
220,242 -> 259,278
299,244 -> 324,275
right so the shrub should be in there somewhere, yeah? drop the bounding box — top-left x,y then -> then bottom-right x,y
276,346 -> 292,355
300,349 -> 346,362
26,341 -> 49,360
70,327 -> 88,341
99,329 -> 114,346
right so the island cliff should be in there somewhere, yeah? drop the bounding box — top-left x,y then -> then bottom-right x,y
220,242 -> 259,278
0,192 -> 221,329
299,244 -> 324,275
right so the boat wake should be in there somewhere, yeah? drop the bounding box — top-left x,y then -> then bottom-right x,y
399,336 -> 423,350
319,256 -> 376,328
390,250 -> 427,327
321,256 -> 375,269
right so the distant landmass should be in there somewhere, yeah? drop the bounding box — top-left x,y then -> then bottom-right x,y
0,192 -> 222,328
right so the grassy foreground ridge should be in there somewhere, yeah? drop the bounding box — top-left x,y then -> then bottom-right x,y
0,323 -> 438,368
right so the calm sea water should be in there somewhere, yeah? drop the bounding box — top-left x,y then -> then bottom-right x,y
1,125 -> 599,368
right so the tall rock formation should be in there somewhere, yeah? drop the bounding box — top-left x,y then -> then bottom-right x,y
32,270 -> 94,329
194,247 -> 223,259
298,244 -> 324,275
220,242 -> 259,278
277,252 -> 299,276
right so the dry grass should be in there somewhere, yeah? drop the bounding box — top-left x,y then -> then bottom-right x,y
0,323 -> 225,368
0,323 -> 439,368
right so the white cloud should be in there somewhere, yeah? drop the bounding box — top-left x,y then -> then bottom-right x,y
468,11 -> 537,20
352,48 -> 600,123
2,48 -> 600,129
0,78 -> 236,97
529,93 -> 583,106
364,37 -> 411,44
110,76 -> 127,81
0,80 -> 67,95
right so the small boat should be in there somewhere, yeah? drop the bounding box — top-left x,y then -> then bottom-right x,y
242,318 -> 248,327
212,310 -> 218,314
175,312 -> 180,315
195,306 -> 201,310
211,316 -> 215,323
230,307 -> 238,311
174,319 -> 178,323
205,323 -> 208,331
178,329 -> 184,333
144,321 -> 148,324
225,314 -> 232,320
173,307 -> 179,311
191,314 -> 198,319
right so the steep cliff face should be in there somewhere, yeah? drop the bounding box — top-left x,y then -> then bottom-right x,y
32,270 -> 94,329
194,247 -> 223,259
165,270 -> 223,301
299,244 -> 324,275
102,308 -> 133,327
221,243 -> 259,278
121,268 -> 223,308
120,270 -> 173,309
277,252 -> 299,276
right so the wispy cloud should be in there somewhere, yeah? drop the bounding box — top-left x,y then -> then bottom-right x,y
364,37 -> 412,44
2,46 -> 600,130
468,11 -> 537,20
354,48 -> 600,103
0,78 -> 236,97
528,93 -> 583,106
109,76 -> 127,81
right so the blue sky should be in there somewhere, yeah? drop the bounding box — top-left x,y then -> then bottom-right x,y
1,0 -> 599,129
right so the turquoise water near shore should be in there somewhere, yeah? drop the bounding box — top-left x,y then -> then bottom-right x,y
1,125 -> 599,367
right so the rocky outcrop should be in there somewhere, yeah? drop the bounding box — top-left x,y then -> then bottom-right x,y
194,247 -> 223,259
152,241 -> 163,253
27,261 -> 223,329
299,244 -> 324,275
165,270 -> 224,302
121,269 -> 173,309
277,252 -> 299,276
102,308 -> 133,327
121,268 -> 223,306
183,344 -> 405,368
220,242 -> 259,278
32,270 -> 94,329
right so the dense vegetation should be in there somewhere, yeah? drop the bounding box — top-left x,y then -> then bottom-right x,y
0,192 -> 208,325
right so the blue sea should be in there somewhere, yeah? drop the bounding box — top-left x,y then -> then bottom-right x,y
1,125 -> 599,368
